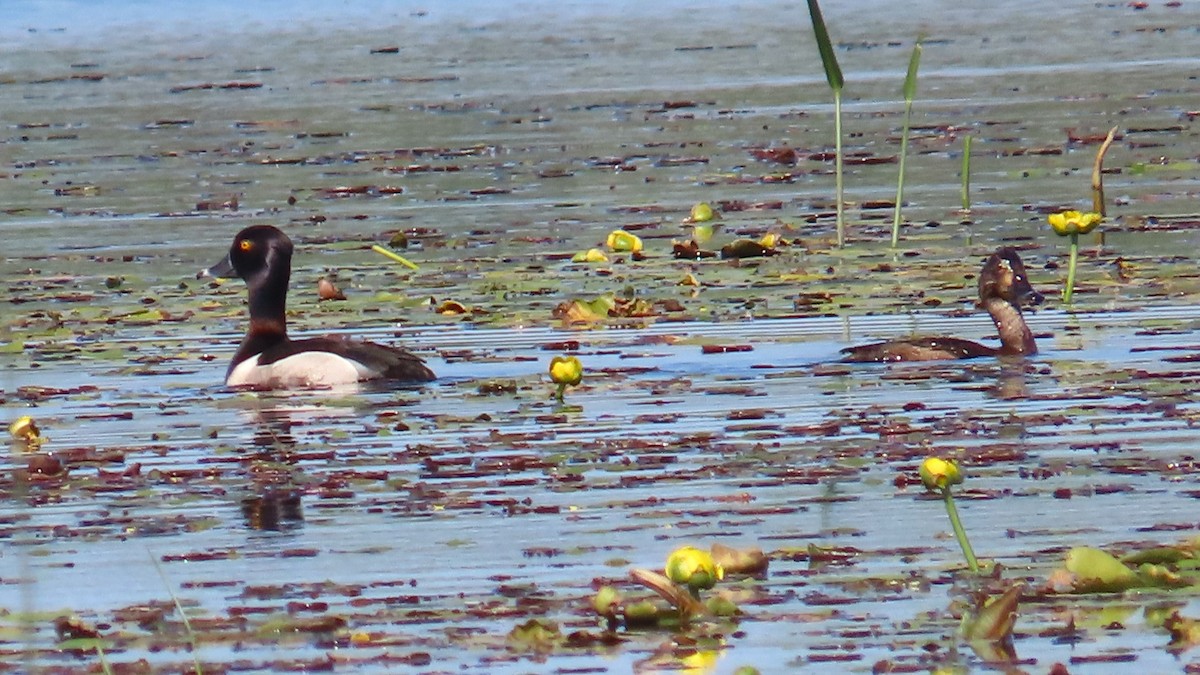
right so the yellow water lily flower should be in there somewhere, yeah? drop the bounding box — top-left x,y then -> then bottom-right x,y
9,415 -> 38,441
8,415 -> 42,449
1047,210 -> 1102,237
549,355 -> 583,403
679,649 -> 722,674
666,546 -> 724,591
919,457 -> 963,492
571,248 -> 609,263
758,232 -> 781,248
688,202 -> 714,223
606,229 -> 643,253
548,355 -> 583,387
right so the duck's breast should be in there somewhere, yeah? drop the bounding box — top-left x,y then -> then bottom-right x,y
227,351 -> 374,388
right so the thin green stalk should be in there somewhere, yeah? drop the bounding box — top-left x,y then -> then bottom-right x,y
1063,233 -> 1079,304
97,643 -> 115,675
960,135 -> 972,211
941,488 -> 979,573
834,89 -> 845,246
371,244 -> 418,270
150,551 -> 203,674
805,0 -> 846,247
890,99 -> 913,247
892,41 -> 922,248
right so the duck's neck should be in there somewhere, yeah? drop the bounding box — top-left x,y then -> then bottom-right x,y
246,273 -> 289,340
983,297 -> 1036,355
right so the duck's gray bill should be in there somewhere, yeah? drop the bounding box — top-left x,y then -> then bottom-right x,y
197,254 -> 235,280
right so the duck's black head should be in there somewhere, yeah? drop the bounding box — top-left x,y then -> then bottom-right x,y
978,247 -> 1043,308
200,225 -> 294,286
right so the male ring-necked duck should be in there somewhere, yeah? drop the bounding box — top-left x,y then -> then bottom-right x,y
840,247 -> 1043,363
199,225 -> 436,388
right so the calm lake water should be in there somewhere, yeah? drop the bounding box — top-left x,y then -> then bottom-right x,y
4,1 -> 1200,673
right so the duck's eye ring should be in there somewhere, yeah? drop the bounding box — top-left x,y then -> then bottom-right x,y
238,239 -> 253,252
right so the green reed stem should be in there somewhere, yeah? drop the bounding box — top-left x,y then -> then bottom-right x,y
960,135 -> 972,211
942,487 -> 979,573
805,0 -> 846,247
834,89 -> 845,246
892,41 -> 922,248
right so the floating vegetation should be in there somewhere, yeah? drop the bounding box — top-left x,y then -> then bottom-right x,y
4,1 -> 1200,672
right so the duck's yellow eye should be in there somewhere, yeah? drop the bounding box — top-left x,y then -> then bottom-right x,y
239,239 -> 253,252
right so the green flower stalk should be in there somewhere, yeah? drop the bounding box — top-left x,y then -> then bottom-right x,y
805,0 -> 846,247
919,457 -> 978,573
892,40 -> 923,248
1047,210 -> 1103,304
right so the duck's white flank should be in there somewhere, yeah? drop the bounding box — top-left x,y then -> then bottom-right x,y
226,352 -> 376,388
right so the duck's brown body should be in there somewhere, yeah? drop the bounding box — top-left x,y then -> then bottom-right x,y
841,247 -> 1042,363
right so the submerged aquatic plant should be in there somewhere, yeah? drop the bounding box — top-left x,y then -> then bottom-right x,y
919,457 -> 978,573
1165,612 -> 1200,654
548,355 -> 583,402
53,616 -> 113,674
1047,210 -> 1102,304
892,39 -> 923,248
959,583 -> 1022,664
506,618 -> 564,652
805,0 -> 846,247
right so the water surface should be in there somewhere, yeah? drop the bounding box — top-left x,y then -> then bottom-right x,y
4,1 -> 1200,672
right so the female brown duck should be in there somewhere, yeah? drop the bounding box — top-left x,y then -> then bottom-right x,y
840,247 -> 1043,363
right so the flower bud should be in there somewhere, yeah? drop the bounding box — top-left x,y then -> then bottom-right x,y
688,202 -> 714,223
919,457 -> 963,492
606,229 -> 643,253
548,355 -> 583,387
666,546 -> 724,591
